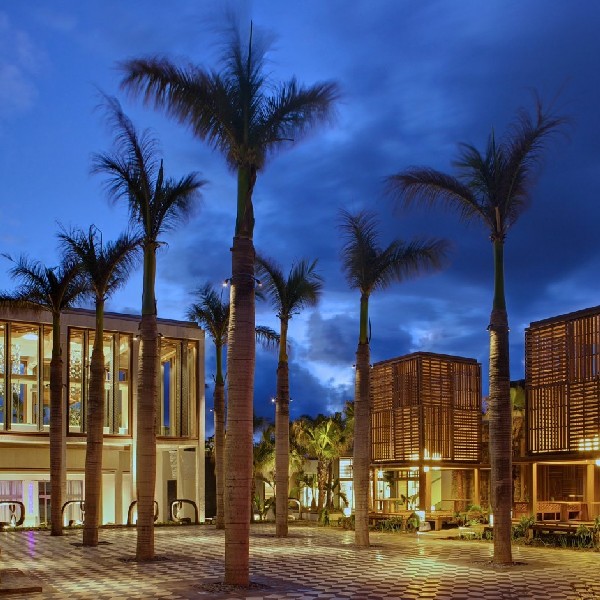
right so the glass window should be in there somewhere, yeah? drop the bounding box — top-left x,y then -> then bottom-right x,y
68,329 -> 131,436
9,323 -> 40,429
0,322 -> 5,429
42,326 -> 52,427
117,335 -> 131,435
0,480 -> 23,524
68,329 -> 85,433
160,338 -> 178,436
88,332 -> 114,433
159,338 -> 198,438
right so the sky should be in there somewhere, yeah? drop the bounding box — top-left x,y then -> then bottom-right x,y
2,1 -> 600,432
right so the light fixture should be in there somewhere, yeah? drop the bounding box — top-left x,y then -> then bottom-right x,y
595,459 -> 600,467
223,275 -> 262,287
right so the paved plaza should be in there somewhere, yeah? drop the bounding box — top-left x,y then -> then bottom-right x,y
0,523 -> 599,599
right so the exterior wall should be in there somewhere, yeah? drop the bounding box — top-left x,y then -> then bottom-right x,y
371,352 -> 482,466
370,352 -> 482,514
0,307 -> 205,527
525,306 -> 600,520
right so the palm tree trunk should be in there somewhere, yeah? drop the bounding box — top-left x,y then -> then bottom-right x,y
50,311 -> 65,536
275,318 -> 290,537
316,460 -> 327,513
214,340 -> 225,529
489,238 -> 512,564
275,358 -> 290,537
354,341 -> 371,547
136,243 -> 159,561
224,235 -> 255,586
83,302 -> 105,546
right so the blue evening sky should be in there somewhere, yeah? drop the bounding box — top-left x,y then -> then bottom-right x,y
1,1 -> 599,430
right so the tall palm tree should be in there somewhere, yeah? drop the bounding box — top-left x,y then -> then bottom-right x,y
92,96 -> 205,560
255,255 -> 323,537
386,99 -> 565,564
187,284 -> 229,530
187,284 -> 279,530
4,253 -> 87,535
120,22 -> 338,583
339,209 -> 448,548
59,225 -> 139,547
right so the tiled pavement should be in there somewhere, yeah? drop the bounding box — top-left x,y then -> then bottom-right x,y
1,523 -> 599,599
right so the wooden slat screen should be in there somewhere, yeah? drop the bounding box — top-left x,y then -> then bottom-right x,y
371,409 -> 393,460
526,308 -> 600,455
371,353 -> 481,464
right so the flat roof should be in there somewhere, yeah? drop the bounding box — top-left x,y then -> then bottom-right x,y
373,351 -> 479,368
527,304 -> 600,329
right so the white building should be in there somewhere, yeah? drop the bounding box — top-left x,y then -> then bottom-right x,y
0,307 -> 205,527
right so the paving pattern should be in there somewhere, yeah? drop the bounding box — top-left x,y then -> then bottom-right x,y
1,523 -> 599,599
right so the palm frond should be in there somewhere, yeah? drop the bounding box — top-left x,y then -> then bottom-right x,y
255,325 -> 279,350
339,209 -> 448,294
187,283 -> 230,345
58,225 -> 140,301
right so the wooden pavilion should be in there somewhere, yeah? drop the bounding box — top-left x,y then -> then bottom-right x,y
370,352 -> 482,523
524,306 -> 600,522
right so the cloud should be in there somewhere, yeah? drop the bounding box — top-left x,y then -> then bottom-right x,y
0,13 -> 46,118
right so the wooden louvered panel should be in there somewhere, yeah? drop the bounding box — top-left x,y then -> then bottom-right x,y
393,406 -> 420,460
370,352 -> 481,464
371,410 -> 393,461
569,380 -> 600,450
454,363 -> 480,410
394,360 -> 418,408
527,384 -> 568,453
569,316 -> 600,382
420,356 -> 452,406
371,363 -> 393,411
423,404 -> 452,459
453,410 -> 480,461
526,322 -> 568,386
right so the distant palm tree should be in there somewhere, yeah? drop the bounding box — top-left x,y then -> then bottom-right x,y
4,253 -> 86,535
292,415 -> 342,514
386,98 -> 565,564
187,284 -> 279,530
339,209 -> 448,548
255,255 -> 323,537
120,23 -> 338,582
92,96 -> 205,560
59,225 -> 139,547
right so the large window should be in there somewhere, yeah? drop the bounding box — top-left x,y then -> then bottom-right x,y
159,338 -> 197,438
68,329 -> 131,435
0,322 -> 45,431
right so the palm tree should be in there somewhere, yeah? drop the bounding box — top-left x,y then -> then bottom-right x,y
386,99 -> 565,564
59,225 -> 139,546
339,209 -> 448,548
187,284 -> 279,530
120,22 -> 338,583
255,255 -> 323,537
4,253 -> 87,535
92,96 -> 205,560
293,415 -> 342,514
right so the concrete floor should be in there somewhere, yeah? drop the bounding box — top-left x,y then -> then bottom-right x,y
0,522 -> 598,599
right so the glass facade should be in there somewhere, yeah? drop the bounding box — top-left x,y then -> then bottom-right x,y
0,319 -> 200,441
159,338 -> 197,438
68,329 -> 132,435
0,321 -> 50,431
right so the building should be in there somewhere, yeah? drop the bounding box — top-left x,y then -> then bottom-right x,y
370,352 -> 482,515
0,307 -> 205,527
524,305 -> 600,521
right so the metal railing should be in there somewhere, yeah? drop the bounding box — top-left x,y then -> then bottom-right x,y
169,499 -> 199,524
127,500 -> 159,526
0,500 -> 25,527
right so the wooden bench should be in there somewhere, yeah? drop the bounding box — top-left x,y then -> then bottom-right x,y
527,522 -> 580,540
